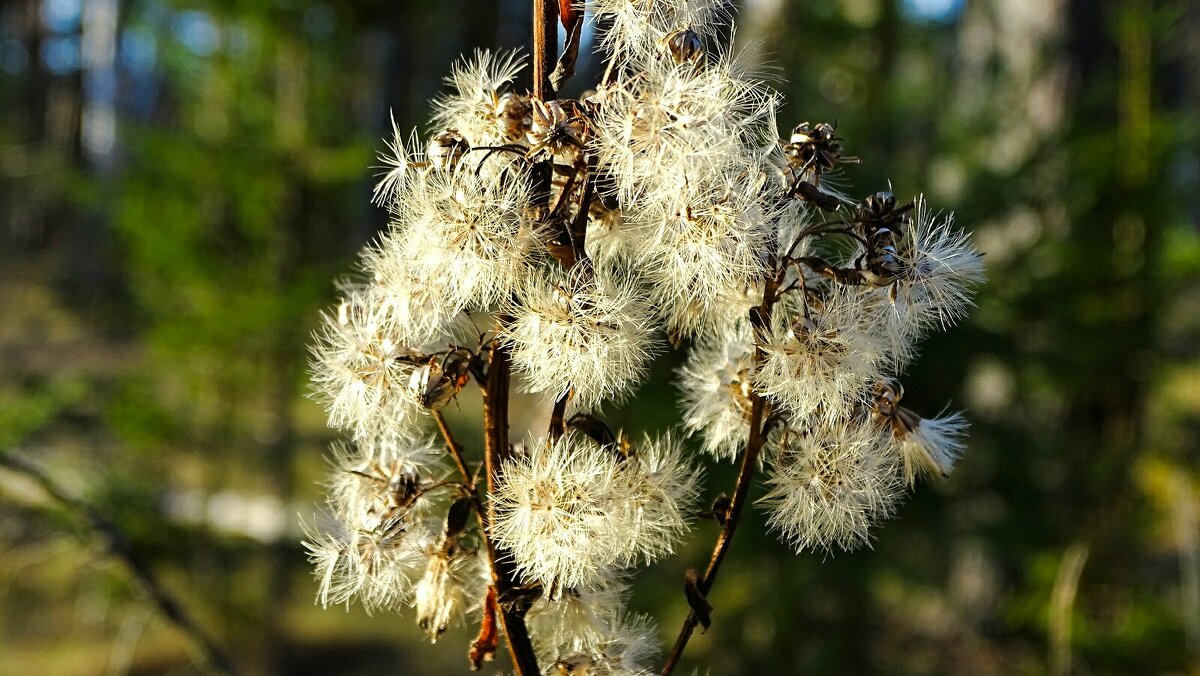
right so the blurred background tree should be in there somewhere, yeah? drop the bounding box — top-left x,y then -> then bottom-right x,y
0,0 -> 1197,674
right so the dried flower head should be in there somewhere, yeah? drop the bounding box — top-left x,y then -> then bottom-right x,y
760,420 -> 903,553
757,289 -> 886,425
492,431 -> 697,594
309,289 -> 425,441
505,266 -> 657,409
678,322 -> 756,461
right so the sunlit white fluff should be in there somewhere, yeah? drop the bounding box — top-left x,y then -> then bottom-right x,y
324,436 -> 442,531
302,512 -> 427,613
636,177 -> 772,337
528,571 -> 632,653
390,165 -> 541,311
854,286 -> 923,369
890,410 -> 969,485
430,49 -> 525,147
678,322 -> 756,461
413,546 -> 488,642
493,431 -> 696,594
492,433 -> 627,593
505,265 -> 657,409
538,610 -> 659,676
591,50 -> 777,206
891,197 -> 985,329
760,420 -> 903,553
756,289 -> 887,425
357,247 -> 466,345
309,289 -> 425,441
372,121 -> 422,210
583,199 -> 638,265
615,433 -> 702,566
589,0 -> 729,70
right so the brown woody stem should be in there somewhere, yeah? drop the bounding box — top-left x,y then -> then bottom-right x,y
476,5 -> 562,673
481,340 -> 541,675
549,390 -> 570,441
433,410 -> 473,489
533,0 -> 558,101
660,265 -> 780,675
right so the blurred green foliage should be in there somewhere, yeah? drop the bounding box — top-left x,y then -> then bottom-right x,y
1,0 -> 1198,674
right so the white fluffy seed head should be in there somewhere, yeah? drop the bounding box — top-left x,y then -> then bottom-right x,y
589,0 -> 734,90
891,196 -> 985,330
678,322 -> 756,461
324,436 -> 443,532
890,410 -> 969,486
537,609 -> 659,676
587,0 -> 680,69
430,49 -> 526,147
304,434 -> 459,616
492,432 -> 627,593
492,430 -> 698,593
505,265 -> 658,409
756,289 -> 886,425
528,571 -> 632,656
591,49 -> 778,208
359,242 -> 470,346
760,420 -> 904,553
387,165 -> 542,311
637,184 -> 771,337
413,545 -> 488,642
615,432 -> 702,566
309,289 -> 427,441
301,511 -> 427,613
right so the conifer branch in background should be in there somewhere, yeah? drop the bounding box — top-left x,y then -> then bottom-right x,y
0,448 -> 235,675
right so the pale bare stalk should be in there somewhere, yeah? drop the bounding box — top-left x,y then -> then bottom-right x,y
1048,542 -> 1089,676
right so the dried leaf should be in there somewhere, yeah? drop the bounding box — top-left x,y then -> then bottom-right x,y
468,587 -> 498,671
550,5 -> 583,91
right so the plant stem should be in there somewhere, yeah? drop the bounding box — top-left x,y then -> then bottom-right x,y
433,410 -> 473,488
549,390 -> 569,441
475,6 -> 561,673
532,0 -> 558,101
660,268 -> 780,676
481,342 -> 541,675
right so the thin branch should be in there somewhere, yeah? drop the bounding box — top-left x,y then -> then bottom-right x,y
473,5 -> 561,673
549,390 -> 570,442
532,0 -> 558,101
435,400 -> 520,673
661,265 -> 781,676
0,448 -> 236,675
433,410 -> 473,488
481,340 -> 541,676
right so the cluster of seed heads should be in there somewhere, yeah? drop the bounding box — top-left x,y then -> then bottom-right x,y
305,1 -> 983,673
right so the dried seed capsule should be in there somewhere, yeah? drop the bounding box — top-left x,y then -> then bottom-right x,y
855,191 -> 913,237
427,129 -> 469,170
783,121 -> 856,174
661,28 -> 704,65
494,91 -> 531,142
